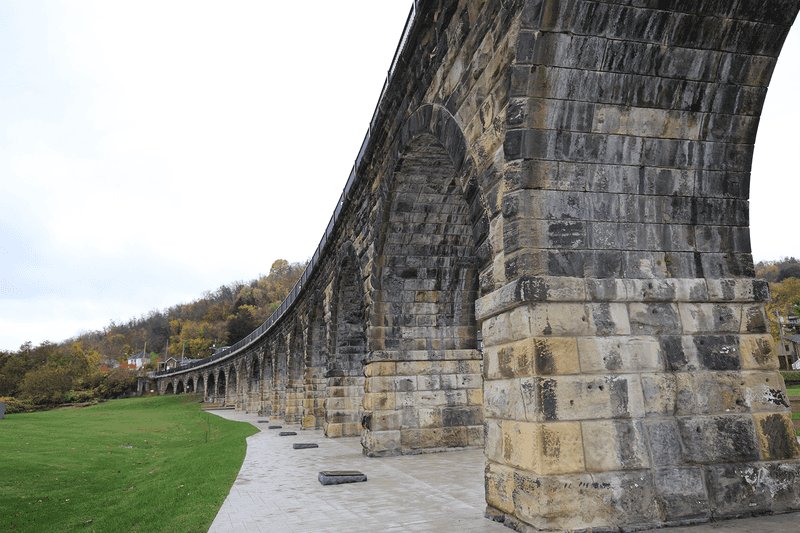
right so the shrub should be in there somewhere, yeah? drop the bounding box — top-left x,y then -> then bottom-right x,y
97,367 -> 137,398
0,396 -> 37,413
19,366 -> 73,404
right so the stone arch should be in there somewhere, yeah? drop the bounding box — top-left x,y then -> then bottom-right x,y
325,243 -> 367,438
205,372 -> 215,401
248,355 -> 260,392
218,369 -> 226,401
362,107 -> 486,456
303,298 -> 328,429
261,348 -> 274,418
186,377 -> 194,393
228,363 -> 238,396
285,321 -> 305,424
176,380 -> 185,395
270,336 -> 288,422
164,382 -> 174,395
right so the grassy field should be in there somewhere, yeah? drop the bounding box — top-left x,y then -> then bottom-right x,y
0,395 -> 258,532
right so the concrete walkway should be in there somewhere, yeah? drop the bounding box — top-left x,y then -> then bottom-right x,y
208,410 -> 800,533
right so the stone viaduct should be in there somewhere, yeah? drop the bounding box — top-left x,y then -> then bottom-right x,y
153,1 -> 800,530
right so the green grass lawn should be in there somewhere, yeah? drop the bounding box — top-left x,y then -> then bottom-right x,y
0,395 -> 258,532
787,386 -> 800,396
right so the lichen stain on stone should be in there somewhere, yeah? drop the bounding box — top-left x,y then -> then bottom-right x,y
743,466 -> 793,498
539,378 -> 558,420
541,428 -> 561,459
758,414 -> 800,461
744,384 -> 788,409
533,338 -> 555,374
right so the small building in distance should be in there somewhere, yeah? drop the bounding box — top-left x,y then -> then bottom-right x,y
126,351 -> 151,369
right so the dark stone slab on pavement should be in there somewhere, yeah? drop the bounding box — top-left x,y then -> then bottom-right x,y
293,443 -> 319,449
257,420 -> 270,423
318,470 -> 367,485
279,432 -> 297,436
268,426 -> 283,429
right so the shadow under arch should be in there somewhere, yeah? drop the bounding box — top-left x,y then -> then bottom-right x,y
325,242 -> 367,438
362,104 -> 490,456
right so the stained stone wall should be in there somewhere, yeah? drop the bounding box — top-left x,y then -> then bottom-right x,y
479,0 -> 800,531
153,0 -> 800,530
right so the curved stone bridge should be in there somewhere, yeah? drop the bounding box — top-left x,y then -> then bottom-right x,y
153,1 -> 800,530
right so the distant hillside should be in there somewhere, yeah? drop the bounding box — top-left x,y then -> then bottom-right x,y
0,259 -> 305,404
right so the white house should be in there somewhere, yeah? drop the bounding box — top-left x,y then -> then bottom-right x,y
127,351 -> 150,369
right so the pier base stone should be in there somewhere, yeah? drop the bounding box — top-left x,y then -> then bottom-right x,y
477,277 -> 800,531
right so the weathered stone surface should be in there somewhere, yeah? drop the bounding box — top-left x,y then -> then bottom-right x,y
152,1 -> 800,530
293,443 -> 319,450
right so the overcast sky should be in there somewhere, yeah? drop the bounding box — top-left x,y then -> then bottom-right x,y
1,3 -> 798,352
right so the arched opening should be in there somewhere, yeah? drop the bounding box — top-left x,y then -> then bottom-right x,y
164,382 -> 174,395
271,338 -> 287,422
218,370 -> 226,400
364,133 -> 483,456
261,351 -> 274,418
750,24 -> 800,263
206,373 -> 215,401
249,357 -> 259,392
228,366 -> 238,397
303,303 -> 327,429
176,381 -> 185,394
196,375 -> 204,396
186,377 -> 194,393
749,23 -> 800,367
286,323 -> 305,424
325,254 -> 367,438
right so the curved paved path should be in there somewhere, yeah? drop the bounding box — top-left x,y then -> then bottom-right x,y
208,410 -> 800,533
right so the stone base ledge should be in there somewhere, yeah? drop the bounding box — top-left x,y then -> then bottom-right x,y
477,276 -> 769,322
485,459 -> 800,532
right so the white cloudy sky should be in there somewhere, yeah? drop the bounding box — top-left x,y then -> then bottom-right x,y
1,3 -> 798,351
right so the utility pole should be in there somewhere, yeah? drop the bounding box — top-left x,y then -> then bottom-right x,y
776,310 -> 790,367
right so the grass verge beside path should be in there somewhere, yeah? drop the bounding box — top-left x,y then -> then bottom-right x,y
0,395 -> 258,532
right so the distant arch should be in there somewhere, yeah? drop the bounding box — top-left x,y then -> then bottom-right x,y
248,355 -> 260,392
325,248 -> 367,437
218,369 -> 226,399
228,365 -> 238,395
206,373 -> 215,400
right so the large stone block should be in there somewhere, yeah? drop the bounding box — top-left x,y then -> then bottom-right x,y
578,335 -> 662,373
511,468 -> 660,532
706,461 -> 800,518
654,466 -> 711,522
484,378 -> 529,421
582,419 -> 650,472
537,374 -> 646,421
753,412 -> 800,461
677,414 -> 760,464
499,420 -> 585,475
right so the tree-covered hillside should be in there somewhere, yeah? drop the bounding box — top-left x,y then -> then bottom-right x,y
0,259 -> 305,405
